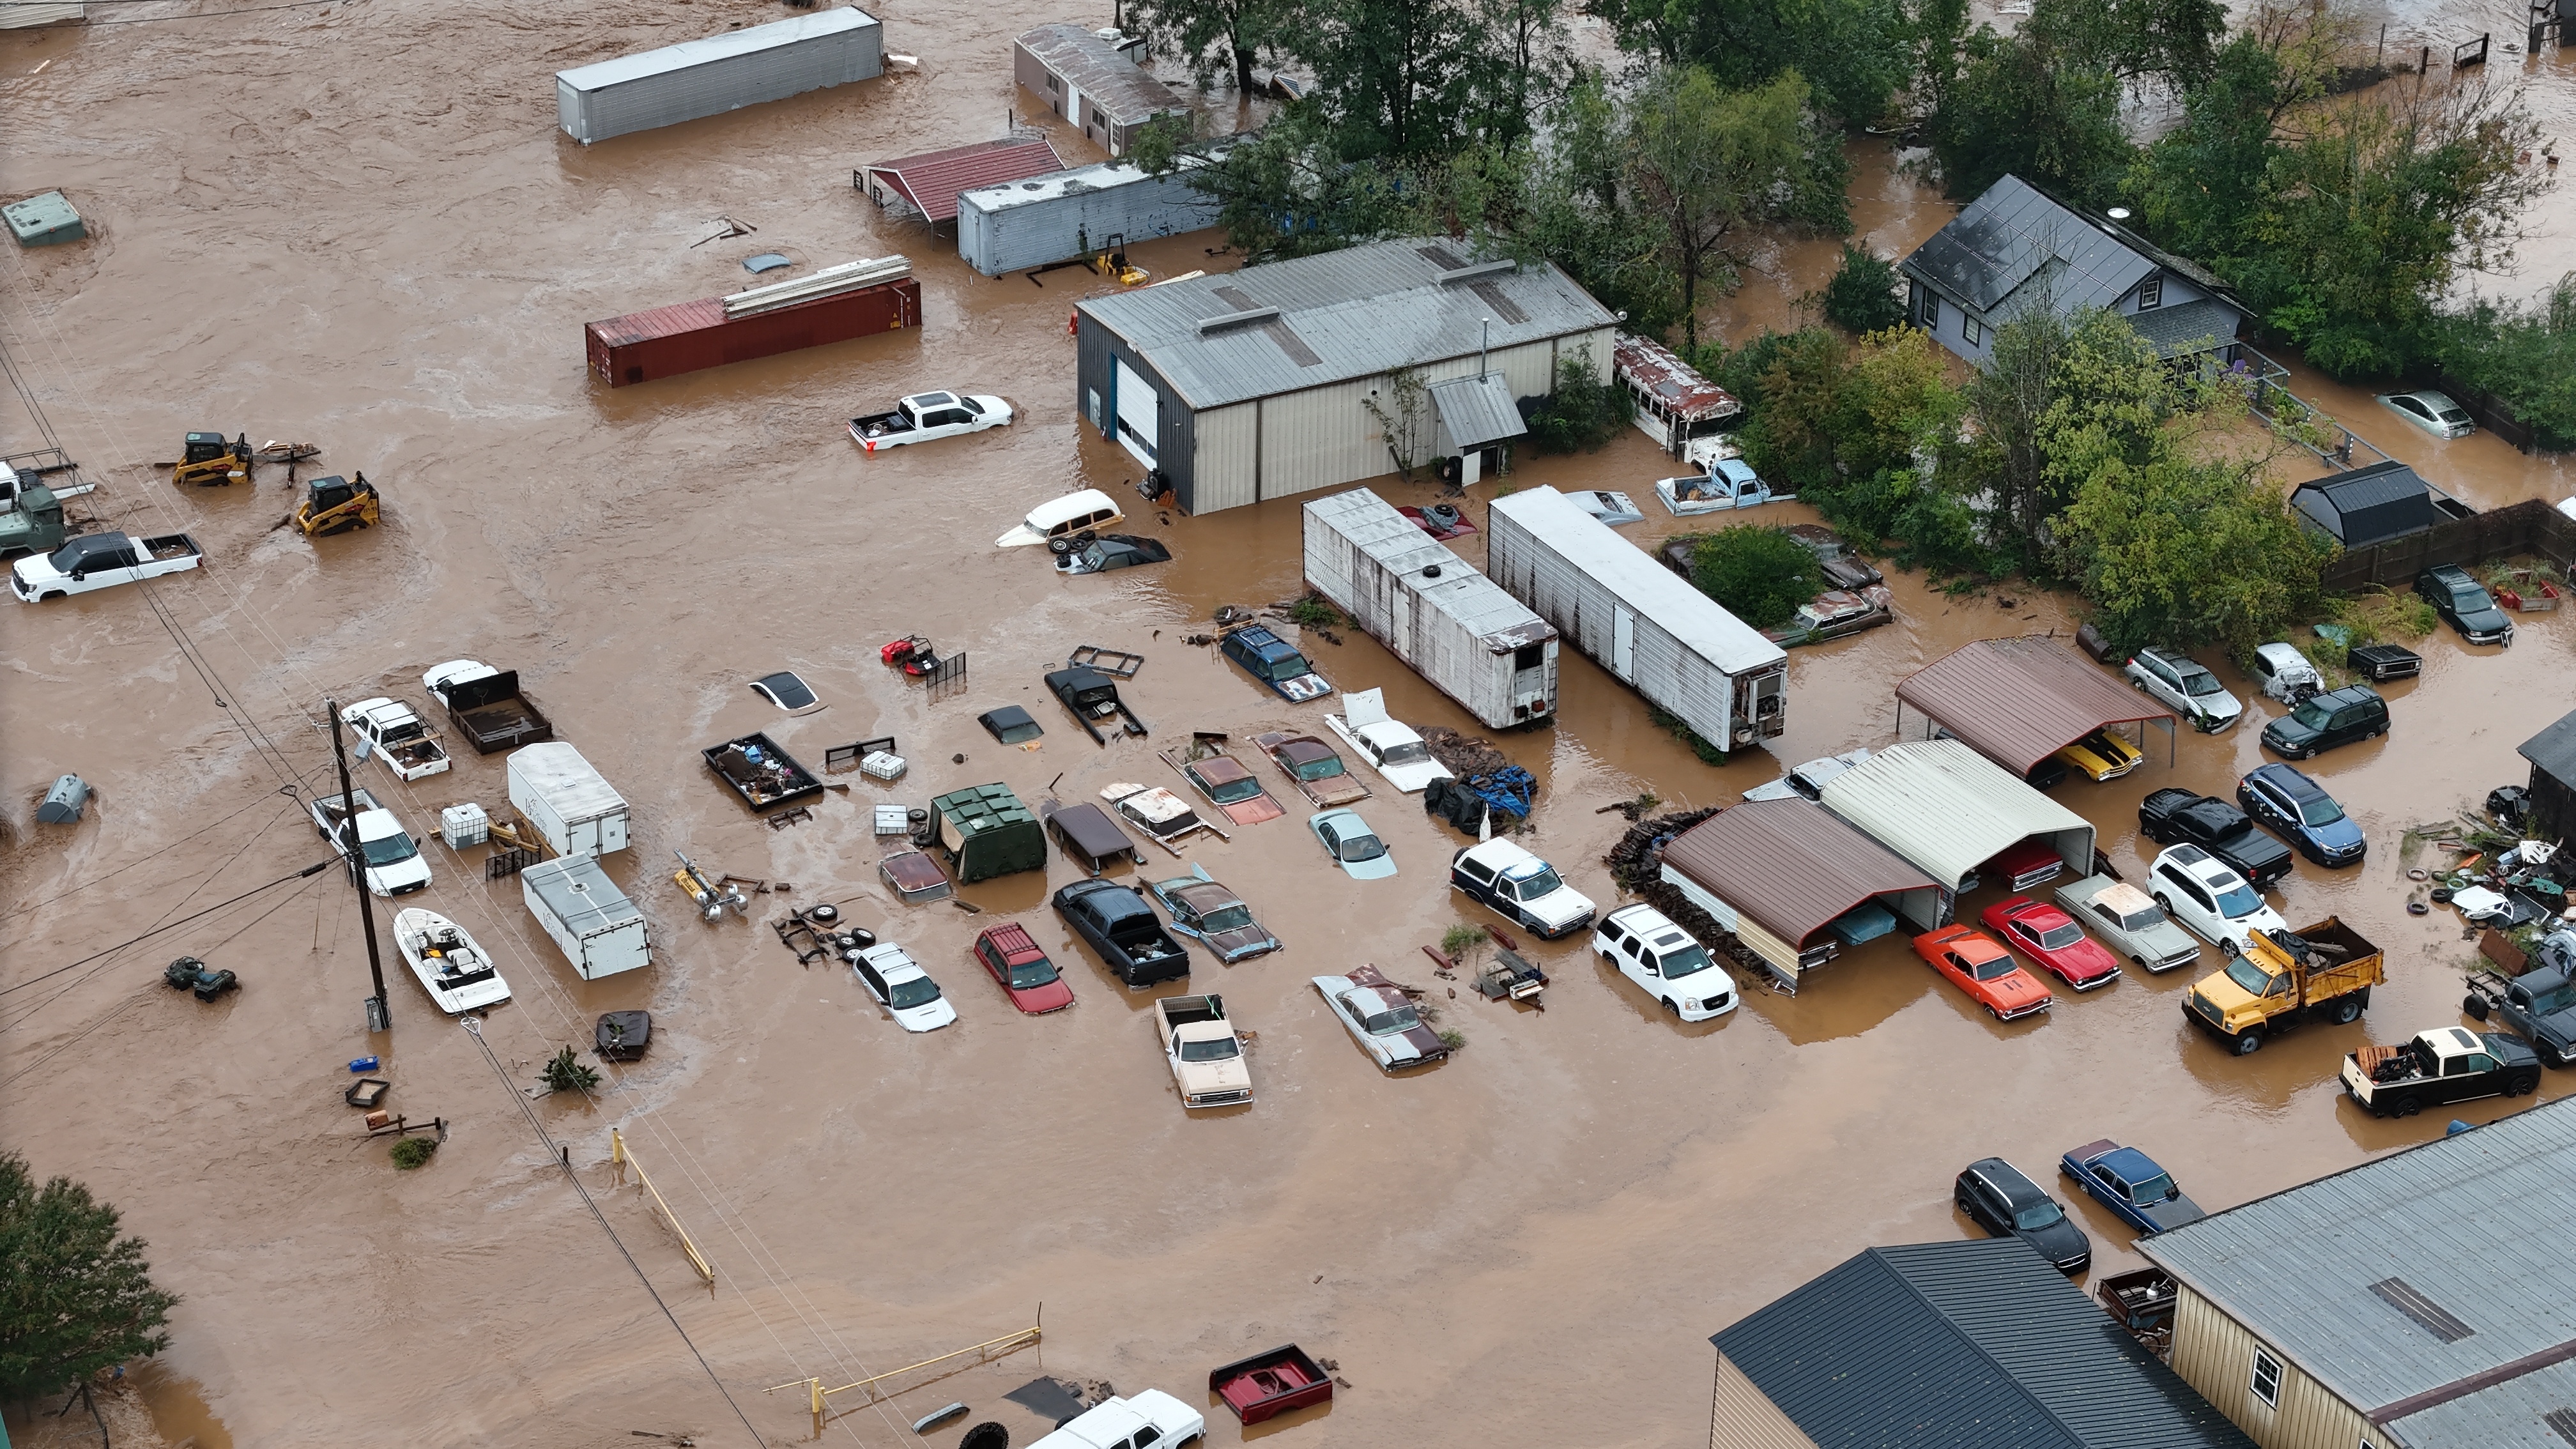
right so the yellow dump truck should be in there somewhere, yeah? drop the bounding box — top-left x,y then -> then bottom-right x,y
2184,917 -> 2383,1055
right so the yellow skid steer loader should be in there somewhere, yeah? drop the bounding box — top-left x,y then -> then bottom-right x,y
292,472 -> 379,537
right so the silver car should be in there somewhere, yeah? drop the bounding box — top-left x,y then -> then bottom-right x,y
2124,647 -> 2242,733
2376,390 -> 2474,440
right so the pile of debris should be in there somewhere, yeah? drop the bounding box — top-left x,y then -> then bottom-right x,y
1419,726 -> 1537,820
1604,806 -> 1721,893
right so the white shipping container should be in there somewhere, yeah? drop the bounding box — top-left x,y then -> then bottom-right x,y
555,7 -> 884,146
507,742 -> 631,858
521,855 -> 652,979
1301,489 -> 1557,729
1485,487 -> 1788,755
957,159 -> 1220,277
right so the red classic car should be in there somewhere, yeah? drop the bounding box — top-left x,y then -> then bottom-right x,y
972,922 -> 1074,1014
1913,924 -> 2054,1020
1980,896 -> 2122,991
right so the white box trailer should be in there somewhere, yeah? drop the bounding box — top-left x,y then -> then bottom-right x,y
957,158 -> 1220,277
1301,488 -> 1557,730
555,6 -> 883,146
507,742 -> 631,858
521,855 -> 651,979
1485,487 -> 1788,755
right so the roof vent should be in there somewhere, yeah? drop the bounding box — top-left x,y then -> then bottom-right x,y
1197,306 -> 1280,334
2368,1278 -> 2476,1344
1438,259 -> 1515,286
1422,564 -> 1443,579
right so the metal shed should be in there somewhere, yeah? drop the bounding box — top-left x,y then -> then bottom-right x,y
1013,24 -> 1187,158
1817,740 -> 2094,923
1659,799 -> 1940,992
0,1 -> 84,29
2289,461 -> 2457,548
2518,707 -> 2576,841
1073,238 -> 1617,514
956,158 -> 1220,276
1485,487 -> 1786,756
862,138 -> 1064,225
1894,636 -> 2174,777
555,7 -> 882,146
1302,488 -> 1558,729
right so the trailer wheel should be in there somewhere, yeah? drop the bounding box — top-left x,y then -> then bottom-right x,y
2393,1094 -> 2422,1117
2233,1027 -> 2264,1055
2333,995 -> 2363,1025
2464,993 -> 2491,1021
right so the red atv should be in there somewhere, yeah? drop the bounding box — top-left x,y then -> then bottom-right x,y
881,636 -> 940,677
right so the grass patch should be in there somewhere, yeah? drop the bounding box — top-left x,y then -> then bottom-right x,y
389,1137 -> 437,1170
1287,593 -> 1342,630
1438,1029 -> 1467,1052
1440,924 -> 1489,960
1648,707 -> 1727,765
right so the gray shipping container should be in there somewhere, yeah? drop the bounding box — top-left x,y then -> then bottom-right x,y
957,158 -> 1220,277
1485,487 -> 1788,755
1301,488 -> 1557,729
556,7 -> 883,146
521,855 -> 652,980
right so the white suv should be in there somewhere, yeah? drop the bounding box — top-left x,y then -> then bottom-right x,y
1595,904 -> 1738,1021
2148,845 -> 2286,956
2125,647 -> 2244,732
1450,838 -> 1597,939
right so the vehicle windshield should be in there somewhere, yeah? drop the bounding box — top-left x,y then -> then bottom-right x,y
1197,903 -> 1255,932
1659,946 -> 1713,978
2128,1172 -> 2177,1202
2223,956 -> 2274,994
1363,1005 -> 1421,1034
1008,959 -> 1059,989
1508,865 -> 1565,898
959,397 -> 983,417
2290,700 -> 2333,729
2037,923 -> 2084,951
1179,1036 -> 1239,1062
1293,755 -> 1345,781
2013,1200 -> 2066,1231
361,833 -> 417,866
2179,665 -> 2225,696
2296,793 -> 2345,825
1194,770 -> 1264,804
887,977 -> 942,1009
1336,832 -> 1386,863
1264,652 -> 1315,683
1377,740 -> 1430,766
2212,879 -> 2263,917
1075,543 -> 1111,569
1973,954 -> 2018,981
994,719 -> 1043,745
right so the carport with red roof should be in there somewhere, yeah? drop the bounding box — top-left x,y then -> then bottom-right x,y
1658,798 -> 1941,993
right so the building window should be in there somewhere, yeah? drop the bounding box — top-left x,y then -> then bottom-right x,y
2138,276 -> 2165,310
1922,291 -> 1941,330
1046,74 -> 1061,92
2250,1347 -> 2284,1407
1963,314 -> 1983,346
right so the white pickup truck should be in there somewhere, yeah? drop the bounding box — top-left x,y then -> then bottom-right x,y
309,788 -> 433,897
847,390 -> 1013,452
1157,993 -> 1252,1108
1029,1390 -> 1204,1449
341,698 -> 452,782
13,531 -> 203,602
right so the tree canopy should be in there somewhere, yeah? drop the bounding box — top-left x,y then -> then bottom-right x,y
0,1152 -> 178,1400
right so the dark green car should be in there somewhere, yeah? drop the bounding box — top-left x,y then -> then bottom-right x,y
2260,685 -> 2389,760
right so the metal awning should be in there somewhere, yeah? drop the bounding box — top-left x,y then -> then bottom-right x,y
1894,636 -> 2174,775
1428,374 -> 1526,452
1660,799 -> 1940,949
1818,740 -> 2094,891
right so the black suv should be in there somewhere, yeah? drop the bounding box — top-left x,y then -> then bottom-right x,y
2416,565 -> 2515,646
2261,684 -> 2389,760
1954,1158 -> 2091,1275
2138,789 -> 2293,889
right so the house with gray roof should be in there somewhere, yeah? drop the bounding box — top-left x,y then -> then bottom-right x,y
1708,1237 -> 2256,1449
1013,25 -> 1186,158
1899,174 -> 2250,366
2138,1092 -> 2576,1449
1072,237 -> 1617,514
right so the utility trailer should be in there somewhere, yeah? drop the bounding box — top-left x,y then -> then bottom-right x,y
1486,486 -> 1787,756
555,6 -> 884,145
523,855 -> 651,979
702,732 -> 824,812
1301,488 -> 1558,730
440,668 -> 555,754
507,742 -> 630,858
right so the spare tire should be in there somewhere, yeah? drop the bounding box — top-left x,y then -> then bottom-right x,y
2432,886 -> 2455,903
808,903 -> 840,924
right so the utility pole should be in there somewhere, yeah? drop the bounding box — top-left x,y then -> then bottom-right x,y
326,699 -> 392,1034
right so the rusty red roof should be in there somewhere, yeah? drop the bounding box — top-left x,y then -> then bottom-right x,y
1613,331 -> 1741,424
1661,799 -> 1938,946
1896,636 -> 2174,775
585,296 -> 725,348
864,139 -> 1063,223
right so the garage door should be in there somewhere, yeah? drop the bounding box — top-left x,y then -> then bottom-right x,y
1114,358 -> 1159,468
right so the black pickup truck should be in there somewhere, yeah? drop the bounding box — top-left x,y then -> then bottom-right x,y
2465,947 -> 2576,1067
1054,879 -> 1191,988
2138,789 -> 2293,889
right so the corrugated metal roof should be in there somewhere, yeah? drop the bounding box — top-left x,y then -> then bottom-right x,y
1613,331 -> 1741,422
2290,461 -> 2437,547
1660,799 -> 1936,945
1895,637 -> 2173,774
1902,174 -> 2156,315
1428,374 -> 1527,450
2382,1358 -> 2576,1446
1016,24 -> 1184,128
585,296 -> 727,347
1715,1239 -> 2257,1449
1303,490 -> 1554,648
2139,1094 -> 2576,1429
1488,488 -> 1784,672
866,139 -> 1063,223
1818,739 -> 2092,887
1077,238 -> 1618,410
558,6 -> 879,91
2519,709 -> 2576,785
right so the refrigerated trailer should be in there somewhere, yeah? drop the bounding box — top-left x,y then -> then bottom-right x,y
555,6 -> 883,145
1486,487 -> 1787,755
1301,488 -> 1557,730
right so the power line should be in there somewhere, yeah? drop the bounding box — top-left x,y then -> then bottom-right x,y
0,860 -> 332,999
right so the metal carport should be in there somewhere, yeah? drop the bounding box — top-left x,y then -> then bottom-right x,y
1894,636 -> 2175,774
1659,799 -> 1941,994
1817,740 -> 2095,924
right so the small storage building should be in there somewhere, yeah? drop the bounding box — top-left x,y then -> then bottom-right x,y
1658,799 -> 1940,993
1486,487 -> 1786,756
957,157 -> 1221,277
0,2 -> 84,31
1013,25 -> 1186,158
1303,489 -> 1558,729
2289,461 -> 2469,548
507,742 -> 631,858
523,855 -> 651,979
931,784 -> 1046,883
3,191 -> 84,247
1073,238 -> 1618,514
585,259 -> 921,387
2517,707 -> 2576,842
1613,331 -> 1740,458
1817,740 -> 2094,924
861,137 -> 1065,226
1894,636 -> 2174,778
556,7 -> 882,146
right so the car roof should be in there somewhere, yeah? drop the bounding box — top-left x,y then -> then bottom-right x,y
857,943 -> 923,977
1278,737 -> 1335,761
1166,880 -> 1239,908
2099,1146 -> 2163,1179
1949,931 -> 2009,957
979,922 -> 1041,956
1024,489 -> 1119,528
2004,898 -> 2070,925
1466,838 -> 1537,866
1192,756 -> 1254,782
2249,763 -> 2324,798
1611,902 -> 1674,931
1968,1158 -> 2048,1204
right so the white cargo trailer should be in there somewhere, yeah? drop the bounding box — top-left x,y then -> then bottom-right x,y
1486,487 -> 1788,755
957,158 -> 1220,277
556,7 -> 883,146
521,855 -> 651,979
1301,488 -> 1557,729
507,742 -> 631,858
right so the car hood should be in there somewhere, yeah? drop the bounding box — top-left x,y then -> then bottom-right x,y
1339,852 -> 1399,880
1982,969 -> 2053,1009
2304,816 -> 2367,854
1273,671 -> 1333,702
967,395 -> 1013,422
1381,1019 -> 1450,1064
2458,605 -> 2514,634
1517,884 -> 1597,928
2057,939 -> 2123,982
1010,977 -> 1076,1013
2138,1194 -> 2207,1233
366,857 -> 433,893
1179,1052 -> 1251,1094
891,997 -> 958,1032
2182,692 -> 2243,724
2024,1216 -> 2092,1266
1205,924 -> 1281,960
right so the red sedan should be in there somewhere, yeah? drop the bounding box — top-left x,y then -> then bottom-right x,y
972,923 -> 1074,1015
1913,924 -> 2053,1021
1981,896 -> 2122,991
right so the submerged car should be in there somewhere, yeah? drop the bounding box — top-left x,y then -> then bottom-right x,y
1913,924 -> 2053,1021
2415,564 -> 2514,646
2060,1139 -> 2206,1235
2247,642 -> 2324,705
1397,503 -> 1476,539
1955,1157 -> 2091,1275
1218,624 -> 1331,702
1147,867 -> 1282,963
1594,903 -> 1737,1021
971,923 -> 1073,1014
2147,845 -> 2287,956
1740,748 -> 1871,802
1313,963 -> 1450,1071
2125,647 -> 2242,732
1170,751 -> 1287,826
1310,808 -> 1397,880
2260,684 -> 2389,760
2053,728 -> 2143,781
1450,838 -> 1595,939
2138,788 -> 2294,890
1981,896 -> 2121,991
1253,731 -> 1372,807
1324,688 -> 1453,793
1055,533 -> 1172,575
1568,489 -> 1645,526
2236,762 -> 2365,866
848,942 -> 957,1032
1053,879 -> 1192,988
2377,388 -> 2474,440
1761,586 -> 1894,647
995,488 -> 1124,549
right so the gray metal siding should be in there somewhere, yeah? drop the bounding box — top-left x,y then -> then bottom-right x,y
1192,403 -> 1258,513
1302,490 -> 1554,728
1078,319 -> 1193,503
557,11 -> 883,144
956,165 -> 1220,276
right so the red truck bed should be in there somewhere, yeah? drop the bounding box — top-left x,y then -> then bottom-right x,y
1208,1344 -> 1331,1424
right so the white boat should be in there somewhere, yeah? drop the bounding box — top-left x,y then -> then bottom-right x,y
392,908 -> 512,1013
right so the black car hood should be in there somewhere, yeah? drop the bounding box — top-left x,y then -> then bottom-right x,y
2138,1194 -> 2207,1234
2023,1217 -> 2092,1269
2459,606 -> 2513,634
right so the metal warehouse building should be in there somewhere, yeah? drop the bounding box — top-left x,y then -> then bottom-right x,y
958,157 -> 1220,277
1013,24 -> 1186,158
1818,740 -> 2095,925
1073,238 -> 1619,514
1659,799 -> 1939,993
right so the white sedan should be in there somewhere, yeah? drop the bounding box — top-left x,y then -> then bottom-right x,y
1595,903 -> 1738,1020
1312,966 -> 1450,1071
848,942 -> 956,1032
341,697 -> 452,781
1322,688 -> 1453,793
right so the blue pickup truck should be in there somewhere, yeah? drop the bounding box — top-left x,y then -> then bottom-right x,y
2060,1139 -> 2208,1235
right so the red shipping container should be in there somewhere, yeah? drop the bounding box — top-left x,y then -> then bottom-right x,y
585,277 -> 923,387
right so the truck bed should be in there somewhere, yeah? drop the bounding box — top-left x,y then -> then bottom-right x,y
141,533 -> 201,560
443,669 -> 554,753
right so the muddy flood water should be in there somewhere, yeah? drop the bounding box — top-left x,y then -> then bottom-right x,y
3,3 -> 2575,1446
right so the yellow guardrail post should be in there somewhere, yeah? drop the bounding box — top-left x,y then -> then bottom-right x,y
764,1316 -> 1044,1432
608,1128 -> 715,1286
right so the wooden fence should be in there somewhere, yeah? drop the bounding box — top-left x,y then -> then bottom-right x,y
2319,498 -> 2575,592
2418,369 -> 2547,453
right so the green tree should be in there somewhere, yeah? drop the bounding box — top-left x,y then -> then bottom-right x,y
1587,0 -> 1912,126
1295,0 -> 1482,159
1930,24 -> 2131,205
1525,349 -> 1631,452
1820,245 -> 1905,334
1685,526 -> 1826,628
2430,274 -> 2576,450
0,1153 -> 178,1400
2053,451 -> 2331,656
1176,111 -> 1442,261
1505,71 -> 1685,335
1126,0 -> 1291,92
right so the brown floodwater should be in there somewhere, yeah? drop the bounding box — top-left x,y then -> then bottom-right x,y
3,6 -> 2574,1448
